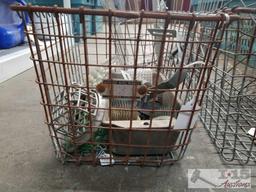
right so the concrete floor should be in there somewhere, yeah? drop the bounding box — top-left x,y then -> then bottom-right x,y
0,68 -> 255,192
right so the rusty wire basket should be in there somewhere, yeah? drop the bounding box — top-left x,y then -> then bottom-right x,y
12,4 -> 233,166
199,7 -> 256,165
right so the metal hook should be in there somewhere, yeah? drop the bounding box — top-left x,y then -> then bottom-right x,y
222,13 -> 231,26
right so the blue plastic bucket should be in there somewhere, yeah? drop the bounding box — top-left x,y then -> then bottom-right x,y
0,0 -> 28,49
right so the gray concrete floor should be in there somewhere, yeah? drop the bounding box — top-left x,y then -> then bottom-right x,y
0,68 -> 255,192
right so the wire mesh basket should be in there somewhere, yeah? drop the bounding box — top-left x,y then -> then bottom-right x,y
200,7 -> 256,165
12,4 -> 232,166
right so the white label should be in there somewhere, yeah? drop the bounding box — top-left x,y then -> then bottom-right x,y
247,128 -> 256,137
98,153 -> 115,166
101,79 -> 141,98
174,99 -> 200,129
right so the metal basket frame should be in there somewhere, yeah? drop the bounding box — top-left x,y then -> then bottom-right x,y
11,5 -> 233,166
200,7 -> 256,165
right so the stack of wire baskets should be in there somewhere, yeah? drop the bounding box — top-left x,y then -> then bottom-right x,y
197,0 -> 256,165
11,0 -> 245,166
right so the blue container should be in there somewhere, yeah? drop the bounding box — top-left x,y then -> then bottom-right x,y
96,16 -> 103,32
91,0 -> 103,35
71,1 -> 101,36
72,0 -> 94,7
0,0 -> 28,49
91,15 -> 103,35
72,14 -> 92,41
25,0 -> 63,6
25,0 -> 103,37
95,0 -> 102,7
71,2 -> 93,39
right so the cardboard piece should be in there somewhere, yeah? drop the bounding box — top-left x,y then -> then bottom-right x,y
100,79 -> 142,98
103,119 -> 180,155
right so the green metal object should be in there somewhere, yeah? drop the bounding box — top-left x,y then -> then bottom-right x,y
25,0 -> 63,6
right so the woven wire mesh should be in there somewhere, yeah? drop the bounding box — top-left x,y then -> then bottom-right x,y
12,4 -> 229,166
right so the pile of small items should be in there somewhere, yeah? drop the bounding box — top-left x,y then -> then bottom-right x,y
50,62 -> 203,165
95,68 -> 190,158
